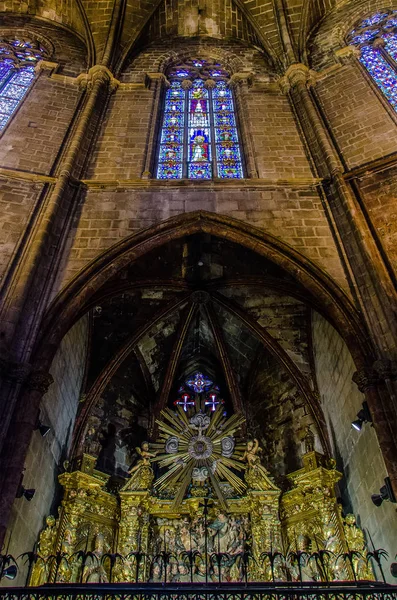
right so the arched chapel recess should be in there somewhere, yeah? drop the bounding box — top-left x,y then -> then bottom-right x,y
1,0 -> 397,589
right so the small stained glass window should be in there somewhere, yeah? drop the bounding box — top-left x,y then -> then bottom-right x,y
156,60 -> 244,180
0,38 -> 47,132
348,11 -> 397,111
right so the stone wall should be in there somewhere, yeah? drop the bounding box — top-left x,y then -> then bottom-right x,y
312,311 -> 397,582
314,63 -> 397,170
3,315 -> 89,586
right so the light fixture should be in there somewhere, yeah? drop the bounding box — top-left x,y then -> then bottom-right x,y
34,418 -> 51,437
351,401 -> 372,431
1,565 -> 17,580
371,477 -> 396,507
16,485 -> 36,502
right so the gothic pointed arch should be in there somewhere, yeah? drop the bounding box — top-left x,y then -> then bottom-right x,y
34,211 -> 374,372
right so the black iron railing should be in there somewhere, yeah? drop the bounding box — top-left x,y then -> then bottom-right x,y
1,581 -> 397,600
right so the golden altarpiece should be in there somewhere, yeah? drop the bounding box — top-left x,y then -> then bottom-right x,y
30,386 -> 374,585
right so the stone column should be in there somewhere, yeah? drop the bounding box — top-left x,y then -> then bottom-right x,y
142,73 -> 169,178
0,65 -> 119,547
229,73 -> 258,179
282,62 -> 397,495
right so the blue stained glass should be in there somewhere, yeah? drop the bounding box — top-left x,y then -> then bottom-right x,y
384,17 -> 397,28
159,144 -> 183,162
163,112 -> 184,127
189,162 -> 212,178
1,83 -> 26,99
165,98 -> 184,113
157,66 -> 243,180
157,163 -> 183,179
12,67 -> 35,85
0,97 -> 19,114
360,12 -> 388,26
213,98 -> 233,112
350,29 -> 379,44
215,128 -> 238,143
384,33 -> 397,62
161,128 -> 183,144
359,46 -> 397,110
214,111 -> 236,127
216,143 -> 241,161
0,115 -> 9,127
218,163 -> 244,178
0,59 -> 13,86
186,372 -> 213,393
213,83 -> 231,98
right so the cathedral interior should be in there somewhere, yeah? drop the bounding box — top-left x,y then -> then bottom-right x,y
0,0 -> 397,591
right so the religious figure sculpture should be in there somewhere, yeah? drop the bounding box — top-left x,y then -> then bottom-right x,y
240,439 -> 273,490
30,515 -> 57,586
303,426 -> 315,453
122,441 -> 156,491
343,513 -> 374,579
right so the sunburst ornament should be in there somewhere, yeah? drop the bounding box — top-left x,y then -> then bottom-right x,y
152,403 -> 246,509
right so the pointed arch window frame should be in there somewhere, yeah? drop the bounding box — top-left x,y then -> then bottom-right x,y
347,10 -> 397,113
155,62 -> 247,180
0,38 -> 48,135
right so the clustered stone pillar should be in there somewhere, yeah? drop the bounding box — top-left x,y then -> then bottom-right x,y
229,73 -> 258,179
281,62 -> 397,499
0,64 -> 119,550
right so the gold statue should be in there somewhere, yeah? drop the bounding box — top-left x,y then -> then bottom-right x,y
30,515 -> 57,586
240,439 -> 265,469
129,442 -> 157,473
343,513 -> 374,580
122,442 -> 156,491
240,439 -> 274,490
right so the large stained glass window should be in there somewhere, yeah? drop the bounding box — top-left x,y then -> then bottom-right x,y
157,60 -> 244,180
348,11 -> 397,111
0,38 -> 47,132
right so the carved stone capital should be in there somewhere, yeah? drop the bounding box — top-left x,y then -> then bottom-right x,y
334,45 -> 361,65
0,356 -> 32,384
26,370 -> 54,395
34,60 -> 59,75
372,37 -> 385,48
283,63 -> 310,87
145,72 -> 168,89
352,368 -> 379,393
78,65 -> 119,93
373,359 -> 397,381
229,72 -> 252,88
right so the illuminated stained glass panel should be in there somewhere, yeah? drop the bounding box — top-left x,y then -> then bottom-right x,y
348,11 -> 397,113
384,33 -> 397,62
156,67 -> 244,180
359,46 -> 397,110
212,81 -> 243,179
188,80 -> 212,178
0,66 -> 35,131
156,81 -> 185,179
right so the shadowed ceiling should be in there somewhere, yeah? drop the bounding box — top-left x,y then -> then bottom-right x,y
0,0 -> 366,74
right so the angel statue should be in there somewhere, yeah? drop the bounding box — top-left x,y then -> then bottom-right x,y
122,442 -> 157,491
240,439 -> 273,490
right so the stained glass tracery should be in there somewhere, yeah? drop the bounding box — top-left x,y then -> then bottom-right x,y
348,11 -> 397,111
0,38 -> 47,131
157,60 -> 244,180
